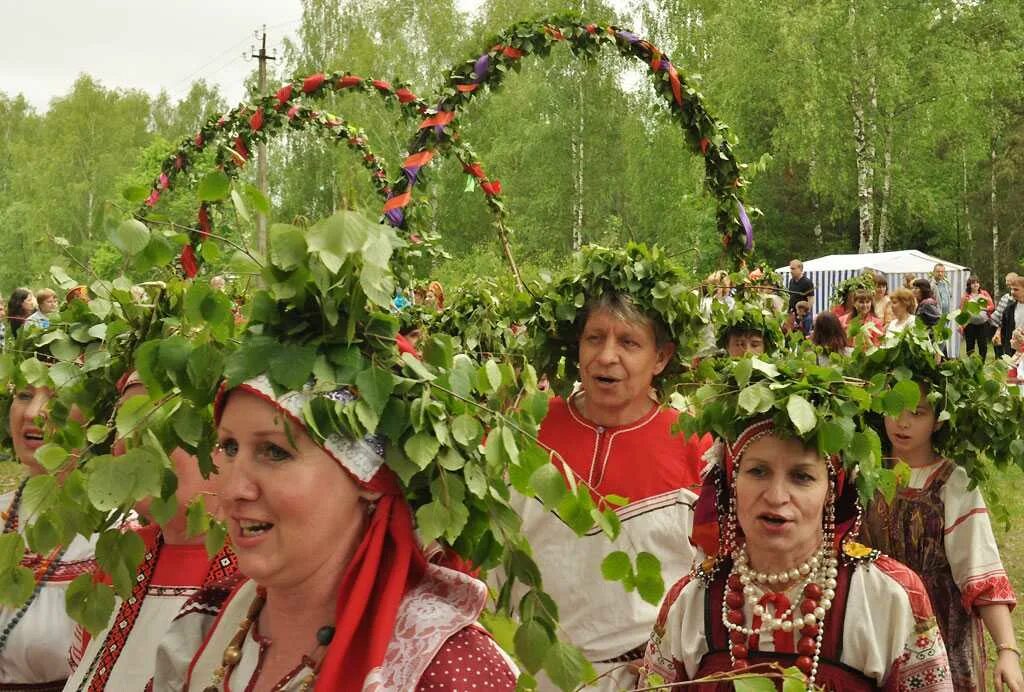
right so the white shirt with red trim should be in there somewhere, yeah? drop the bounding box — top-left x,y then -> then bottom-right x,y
907,460 -> 1016,610
0,489 -> 97,686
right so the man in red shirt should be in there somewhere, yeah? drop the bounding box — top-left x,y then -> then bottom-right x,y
519,292 -> 710,690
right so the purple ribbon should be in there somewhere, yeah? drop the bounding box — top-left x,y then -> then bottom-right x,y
617,30 -> 640,44
402,166 -> 421,187
738,201 -> 754,251
385,208 -> 404,227
473,53 -> 491,82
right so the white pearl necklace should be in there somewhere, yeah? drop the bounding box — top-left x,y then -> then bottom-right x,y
723,547 -> 840,689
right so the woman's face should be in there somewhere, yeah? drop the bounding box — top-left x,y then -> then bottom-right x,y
21,294 -> 37,316
884,387 -> 938,464
854,294 -> 873,317
911,286 -> 922,301
735,435 -> 828,568
39,295 -> 58,314
891,299 -> 909,319
10,385 -> 53,475
874,283 -> 887,299
215,390 -> 372,590
968,280 -> 980,294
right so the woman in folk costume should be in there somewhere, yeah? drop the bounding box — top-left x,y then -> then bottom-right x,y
856,334 -> 1023,691
152,375 -> 516,691
63,372 -> 238,691
0,358 -> 97,690
151,209 -> 517,691
643,356 -> 953,691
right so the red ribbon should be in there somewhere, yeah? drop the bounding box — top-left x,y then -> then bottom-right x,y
233,137 -> 249,164
402,150 -> 433,170
418,111 -> 454,129
275,84 -> 293,106
198,204 -> 211,237
382,192 -> 411,212
338,75 -> 362,89
395,87 -> 416,103
463,162 -> 485,179
481,180 -> 502,196
456,84 -> 478,93
159,173 -> 170,190
249,108 -> 264,132
700,137 -> 710,155
302,73 -> 326,93
666,61 -> 683,106
749,593 -> 793,654
174,155 -> 185,170
287,106 -> 300,120
585,24 -> 598,34
193,132 -> 204,147
181,245 -> 198,278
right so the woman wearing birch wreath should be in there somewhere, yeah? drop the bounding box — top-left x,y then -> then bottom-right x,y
855,333 -> 1023,691
641,355 -> 953,690
64,371 -> 238,691
151,211 -> 518,691
0,340 -> 97,690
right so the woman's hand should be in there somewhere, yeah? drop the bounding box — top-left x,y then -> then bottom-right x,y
994,649 -> 1024,692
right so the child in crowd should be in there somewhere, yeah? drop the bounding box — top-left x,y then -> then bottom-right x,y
863,379 -> 1022,691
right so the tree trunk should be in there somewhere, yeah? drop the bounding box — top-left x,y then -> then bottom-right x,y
962,147 -> 972,263
990,139 -> 998,290
852,90 -> 875,253
808,158 -> 824,248
571,72 -> 584,252
877,115 -> 893,252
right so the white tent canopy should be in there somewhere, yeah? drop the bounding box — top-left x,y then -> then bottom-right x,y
776,249 -> 972,355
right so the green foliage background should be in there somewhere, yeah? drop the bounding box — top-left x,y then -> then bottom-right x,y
1,0 -> 1021,294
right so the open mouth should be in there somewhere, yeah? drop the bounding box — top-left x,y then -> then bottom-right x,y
594,375 -> 620,385
758,513 -> 790,526
238,520 -> 274,537
23,432 -> 43,442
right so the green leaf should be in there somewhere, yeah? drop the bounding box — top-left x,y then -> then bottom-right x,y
485,359 -> 503,392
734,677 -> 778,692
355,368 -> 395,417
268,224 -> 307,271
600,551 -> 632,581
513,619 -> 552,674
892,379 -> 922,412
197,170 -> 231,202
542,641 -> 595,691
205,520 -> 227,558
415,499 -> 448,542
634,552 -> 665,605
66,574 -> 116,636
21,474 -> 59,519
733,357 -> 753,387
529,463 -> 568,508
0,567 -> 35,608
818,419 -> 853,455
122,184 -> 149,203
230,189 -> 251,224
110,219 -> 151,256
0,533 -> 25,572
116,394 -> 152,439
148,493 -> 178,527
738,383 -> 774,414
268,343 -> 317,391
451,414 -> 483,446
786,394 -> 817,435
34,444 -> 68,472
20,358 -> 50,387
186,497 -> 211,538
96,529 -> 146,598
86,424 -> 111,445
404,433 -> 440,468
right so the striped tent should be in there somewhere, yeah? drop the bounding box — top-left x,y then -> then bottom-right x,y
776,250 -> 971,356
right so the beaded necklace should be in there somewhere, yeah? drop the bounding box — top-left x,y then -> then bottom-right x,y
1,478 -> 28,534
205,587 -> 335,692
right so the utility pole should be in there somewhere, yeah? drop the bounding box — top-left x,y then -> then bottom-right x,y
249,26 -> 275,256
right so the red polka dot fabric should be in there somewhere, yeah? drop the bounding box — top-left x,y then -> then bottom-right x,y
417,626 -> 517,690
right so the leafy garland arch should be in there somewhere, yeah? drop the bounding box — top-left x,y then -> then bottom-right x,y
381,15 -> 757,279
136,73 -> 505,278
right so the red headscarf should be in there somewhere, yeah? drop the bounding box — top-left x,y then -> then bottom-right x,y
214,376 -> 426,691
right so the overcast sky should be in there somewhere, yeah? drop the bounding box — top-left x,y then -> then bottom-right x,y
0,0 -> 306,111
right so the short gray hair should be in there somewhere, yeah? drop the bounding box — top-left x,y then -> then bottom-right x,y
579,292 -> 672,348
